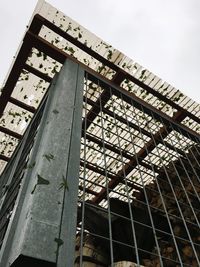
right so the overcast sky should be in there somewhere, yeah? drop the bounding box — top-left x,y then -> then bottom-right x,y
0,0 -> 200,103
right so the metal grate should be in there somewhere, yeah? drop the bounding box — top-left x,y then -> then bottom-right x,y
76,71 -> 200,267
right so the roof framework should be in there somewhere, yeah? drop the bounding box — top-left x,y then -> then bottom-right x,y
0,3 -> 200,266
0,1 -> 199,205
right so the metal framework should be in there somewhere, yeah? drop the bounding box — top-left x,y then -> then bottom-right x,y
0,2 -> 200,267
77,71 -> 200,267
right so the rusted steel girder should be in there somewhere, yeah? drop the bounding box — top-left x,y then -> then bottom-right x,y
91,111 -> 187,204
1,13 -> 199,127
31,14 -> 200,126
0,126 -> 22,140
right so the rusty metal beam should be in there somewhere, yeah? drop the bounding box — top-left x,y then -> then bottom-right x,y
87,72 -> 200,142
80,159 -> 118,180
125,73 -> 200,125
0,155 -> 10,162
78,185 -> 98,196
1,12 -> 199,135
9,97 -> 36,113
0,12 -> 199,202
91,111 -> 187,203
26,14 -> 200,133
83,97 -> 190,157
0,126 -> 22,139
82,69 -> 125,130
33,14 -> 200,126
84,96 -> 152,138
24,31 -> 66,64
23,63 -> 52,83
0,18 -> 43,117
82,131 -> 186,180
23,31 -> 117,82
33,14 -> 119,72
82,91 -> 110,130
1,25 -> 197,142
79,160 -> 141,192
84,129 -> 185,179
0,41 -> 32,116
82,131 -> 133,160
28,14 -> 44,35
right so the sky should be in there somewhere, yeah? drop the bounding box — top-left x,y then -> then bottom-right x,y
0,0 -> 200,103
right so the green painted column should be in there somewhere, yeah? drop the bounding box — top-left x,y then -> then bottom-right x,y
0,59 -> 84,267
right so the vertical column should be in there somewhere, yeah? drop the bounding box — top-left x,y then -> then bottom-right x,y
0,59 -> 84,267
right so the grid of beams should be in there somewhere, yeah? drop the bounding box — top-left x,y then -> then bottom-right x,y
0,9 -> 200,267
0,14 -> 200,172
77,74 -> 200,266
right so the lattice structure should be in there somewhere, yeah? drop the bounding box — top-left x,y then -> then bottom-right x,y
76,74 -> 200,267
0,1 -> 200,267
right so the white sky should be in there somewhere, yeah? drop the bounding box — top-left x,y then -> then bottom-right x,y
0,0 -> 200,103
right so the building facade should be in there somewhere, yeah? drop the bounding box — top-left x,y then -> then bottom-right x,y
0,1 -> 200,266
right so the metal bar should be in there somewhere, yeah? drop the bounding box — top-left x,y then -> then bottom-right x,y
91,114 -> 181,204
82,131 -> 133,160
0,41 -> 32,116
0,155 -> 9,162
108,86 -> 140,265
0,59 -> 84,267
123,74 -> 200,126
9,97 -> 36,114
0,121 -> 32,212
82,90 -> 111,130
57,62 -> 84,267
128,99 -> 183,266
79,159 -> 144,193
139,106 -> 200,265
23,63 -> 52,83
33,14 -> 119,72
32,14 -> 200,126
21,30 -> 198,143
79,73 -> 88,266
0,126 -> 22,140
157,115 -> 200,210
0,89 -> 48,266
119,92 -> 165,266
0,19 -> 42,117
84,96 -> 151,138
84,96 -> 186,157
86,72 -> 200,142
81,71 -> 125,130
24,31 -> 66,64
78,185 -> 98,196
82,131 -> 177,182
98,80 -> 114,265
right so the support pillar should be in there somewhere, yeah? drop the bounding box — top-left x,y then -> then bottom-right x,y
0,59 -> 84,267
